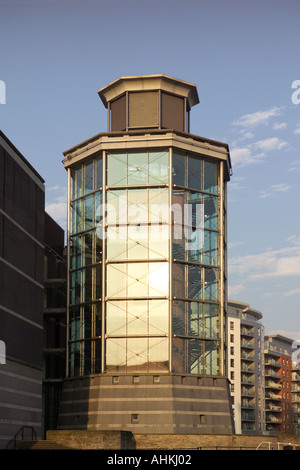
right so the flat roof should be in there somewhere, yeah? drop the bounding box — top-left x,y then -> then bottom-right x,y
0,129 -> 45,183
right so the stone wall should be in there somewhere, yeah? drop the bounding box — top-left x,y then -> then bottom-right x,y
47,429 -> 300,450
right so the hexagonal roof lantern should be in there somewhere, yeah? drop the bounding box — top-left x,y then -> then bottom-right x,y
98,74 -> 199,133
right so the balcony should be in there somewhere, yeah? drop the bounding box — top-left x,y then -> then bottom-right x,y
241,339 -> 254,349
265,369 -> 281,378
241,327 -> 254,337
265,404 -> 282,413
265,358 -> 281,368
265,381 -> 281,390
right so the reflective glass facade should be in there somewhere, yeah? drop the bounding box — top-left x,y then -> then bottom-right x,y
68,148 -> 223,377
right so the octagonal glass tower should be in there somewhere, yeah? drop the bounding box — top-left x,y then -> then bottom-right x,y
59,75 -> 234,434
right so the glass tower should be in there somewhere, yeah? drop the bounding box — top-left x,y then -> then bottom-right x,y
59,75 -> 234,434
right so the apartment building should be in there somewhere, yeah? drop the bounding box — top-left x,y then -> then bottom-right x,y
226,300 -> 264,434
264,334 -> 300,435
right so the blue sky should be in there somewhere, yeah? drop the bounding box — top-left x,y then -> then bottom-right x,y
1,0 -> 300,338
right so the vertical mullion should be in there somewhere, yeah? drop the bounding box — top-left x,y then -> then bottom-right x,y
101,151 -> 106,373
66,167 -> 71,377
169,147 -> 173,373
219,161 -> 224,376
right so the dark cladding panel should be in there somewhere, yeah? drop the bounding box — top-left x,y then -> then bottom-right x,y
0,307 -> 43,367
129,91 -> 158,128
0,145 -> 4,209
110,94 -> 126,132
161,92 -> 185,131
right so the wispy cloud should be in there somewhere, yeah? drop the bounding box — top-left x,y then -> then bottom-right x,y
287,159 -> 300,172
233,107 -> 282,129
259,183 -> 292,199
254,137 -> 288,152
273,122 -> 287,130
230,147 -> 266,168
229,242 -> 300,281
281,288 -> 300,299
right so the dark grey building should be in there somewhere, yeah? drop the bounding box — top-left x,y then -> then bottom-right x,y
42,213 -> 66,437
58,75 -> 234,434
0,130 -> 45,448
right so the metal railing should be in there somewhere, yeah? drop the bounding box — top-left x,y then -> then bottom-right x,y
6,426 -> 37,450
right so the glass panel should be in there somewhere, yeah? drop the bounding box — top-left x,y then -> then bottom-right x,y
172,151 -> 185,186
127,188 -> 148,224
95,302 -> 102,336
72,165 -> 82,199
188,155 -> 202,190
107,153 -> 127,186
149,150 -> 169,184
149,299 -> 168,334
95,229 -> 103,263
70,307 -> 80,342
204,230 -> 218,265
95,191 -> 102,224
107,226 -> 127,260
173,263 -> 185,298
106,338 -> 126,372
204,160 -> 218,194
94,338 -> 102,373
172,337 -> 185,373
96,155 -> 103,189
95,264 -> 102,299
127,224 -> 148,259
204,303 -> 218,338
127,263 -> 148,297
83,304 -> 92,339
188,302 -> 202,337
71,235 -> 82,270
204,340 -> 218,375
173,300 -> 185,335
106,264 -> 127,298
149,338 -> 168,371
72,199 -> 83,234
106,301 -> 126,335
148,262 -> 169,296
83,232 -> 93,266
204,267 -> 218,301
84,194 -> 94,230
70,270 -> 81,305
188,264 -> 202,300
204,195 -> 218,230
106,189 -> 127,225
186,191 -> 203,228
173,226 -> 185,260
128,152 -> 148,185
70,341 -> 81,377
149,224 -> 168,259
149,188 -> 169,224
83,266 -> 92,302
187,228 -> 204,263
127,337 -> 148,372
127,300 -> 148,335
188,338 -> 203,374
84,160 -> 94,194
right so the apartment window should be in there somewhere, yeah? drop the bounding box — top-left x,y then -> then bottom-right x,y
230,334 -> 234,343
230,346 -> 234,355
230,321 -> 234,330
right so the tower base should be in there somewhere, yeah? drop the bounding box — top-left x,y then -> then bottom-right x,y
57,374 -> 234,435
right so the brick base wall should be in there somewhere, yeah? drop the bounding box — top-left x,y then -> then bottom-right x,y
46,429 -> 300,450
